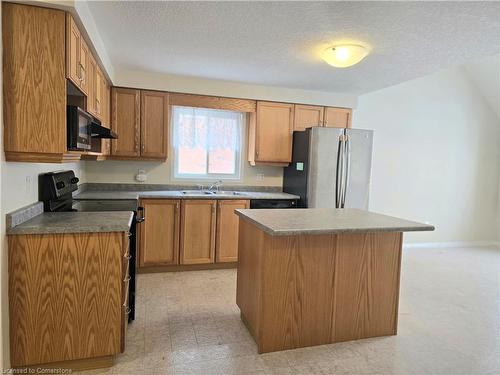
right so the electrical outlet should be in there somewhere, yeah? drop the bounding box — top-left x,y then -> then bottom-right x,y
256,173 -> 265,181
25,176 -> 32,193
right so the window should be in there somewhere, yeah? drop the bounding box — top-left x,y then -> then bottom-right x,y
172,106 -> 244,180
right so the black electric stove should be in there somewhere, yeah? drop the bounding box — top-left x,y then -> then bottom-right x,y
39,170 -> 140,322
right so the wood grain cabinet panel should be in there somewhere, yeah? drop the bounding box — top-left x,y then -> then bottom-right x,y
216,200 -> 249,263
293,105 -> 324,131
139,199 -> 180,266
87,53 -> 97,117
141,91 -> 169,159
66,14 -> 88,95
8,232 -> 126,367
66,13 -> 81,88
332,232 -> 402,342
111,88 -> 141,157
324,107 -> 352,128
255,101 -> 294,163
180,200 -> 216,265
78,37 -> 90,95
3,3 -> 67,157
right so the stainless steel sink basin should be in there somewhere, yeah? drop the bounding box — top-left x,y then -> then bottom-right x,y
181,190 -> 214,195
212,191 -> 247,196
179,190 -> 247,196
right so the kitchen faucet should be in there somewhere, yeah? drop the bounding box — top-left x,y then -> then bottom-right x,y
208,180 -> 223,192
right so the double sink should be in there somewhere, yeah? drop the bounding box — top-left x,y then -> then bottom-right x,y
180,190 -> 248,197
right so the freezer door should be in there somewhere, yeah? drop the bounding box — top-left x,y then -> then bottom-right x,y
307,127 -> 344,208
344,129 -> 373,210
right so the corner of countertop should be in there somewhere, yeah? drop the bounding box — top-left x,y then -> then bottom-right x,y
6,201 -> 44,230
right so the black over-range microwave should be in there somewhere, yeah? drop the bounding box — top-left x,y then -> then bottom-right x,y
67,106 -> 117,151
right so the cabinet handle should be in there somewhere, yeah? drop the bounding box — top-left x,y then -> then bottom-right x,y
124,254 -> 132,260
212,203 -> 216,213
123,275 -> 131,283
124,306 -> 131,313
176,202 -> 180,211
79,63 -> 86,82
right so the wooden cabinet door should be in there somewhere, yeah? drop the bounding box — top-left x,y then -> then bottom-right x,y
66,14 -> 81,88
111,88 -> 141,157
324,107 -> 352,128
95,67 -> 104,119
78,37 -> 90,95
180,200 -> 216,265
216,200 -> 249,263
139,199 -> 180,266
140,90 -> 169,159
293,104 -> 324,131
255,101 -> 294,163
101,81 -> 111,155
86,54 -> 97,117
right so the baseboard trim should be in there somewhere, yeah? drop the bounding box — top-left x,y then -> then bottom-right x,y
404,240 -> 500,249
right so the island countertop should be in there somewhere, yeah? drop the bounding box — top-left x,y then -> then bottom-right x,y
235,208 -> 434,236
7,211 -> 134,235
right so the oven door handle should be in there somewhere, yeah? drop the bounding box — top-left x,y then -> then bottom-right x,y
136,206 -> 145,223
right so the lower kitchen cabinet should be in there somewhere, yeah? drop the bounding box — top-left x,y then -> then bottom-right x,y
138,198 -> 251,269
139,199 -> 180,266
216,200 -> 250,263
8,231 -> 129,368
180,200 -> 217,265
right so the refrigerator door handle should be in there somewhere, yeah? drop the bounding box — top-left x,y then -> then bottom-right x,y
342,137 -> 351,207
335,136 -> 344,209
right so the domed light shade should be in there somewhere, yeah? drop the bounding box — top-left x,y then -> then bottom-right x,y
321,44 -> 369,68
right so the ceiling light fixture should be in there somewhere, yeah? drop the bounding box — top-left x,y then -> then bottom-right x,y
321,44 -> 369,68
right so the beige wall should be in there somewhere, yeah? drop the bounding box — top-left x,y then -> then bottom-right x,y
85,122 -> 282,186
354,66 -> 500,244
114,67 -> 357,109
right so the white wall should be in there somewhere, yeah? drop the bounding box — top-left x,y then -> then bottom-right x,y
354,66 -> 500,244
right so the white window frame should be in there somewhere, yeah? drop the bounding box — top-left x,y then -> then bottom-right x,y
171,105 -> 245,181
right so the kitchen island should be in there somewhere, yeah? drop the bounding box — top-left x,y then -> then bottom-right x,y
235,208 -> 434,353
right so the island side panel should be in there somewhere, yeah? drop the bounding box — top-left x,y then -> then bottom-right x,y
332,232 -> 403,342
258,233 -> 337,353
236,219 -> 264,341
8,232 -> 123,367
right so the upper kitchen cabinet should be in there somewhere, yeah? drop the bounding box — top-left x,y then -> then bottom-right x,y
253,101 -> 294,164
3,3 -> 112,163
2,3 -> 78,163
111,88 -> 141,157
110,88 -> 169,160
324,107 -> 352,128
87,53 -> 97,117
66,14 -> 89,95
293,104 -> 324,131
141,91 -> 169,159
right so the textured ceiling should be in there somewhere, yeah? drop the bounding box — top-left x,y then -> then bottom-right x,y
87,1 -> 500,94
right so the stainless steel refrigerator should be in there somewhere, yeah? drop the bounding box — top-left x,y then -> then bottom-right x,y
283,127 -> 373,209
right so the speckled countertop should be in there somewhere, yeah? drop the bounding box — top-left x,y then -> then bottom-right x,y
7,211 -> 134,235
74,190 -> 299,200
235,208 -> 435,236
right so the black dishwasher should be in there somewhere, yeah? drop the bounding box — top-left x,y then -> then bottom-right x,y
250,199 -> 297,209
